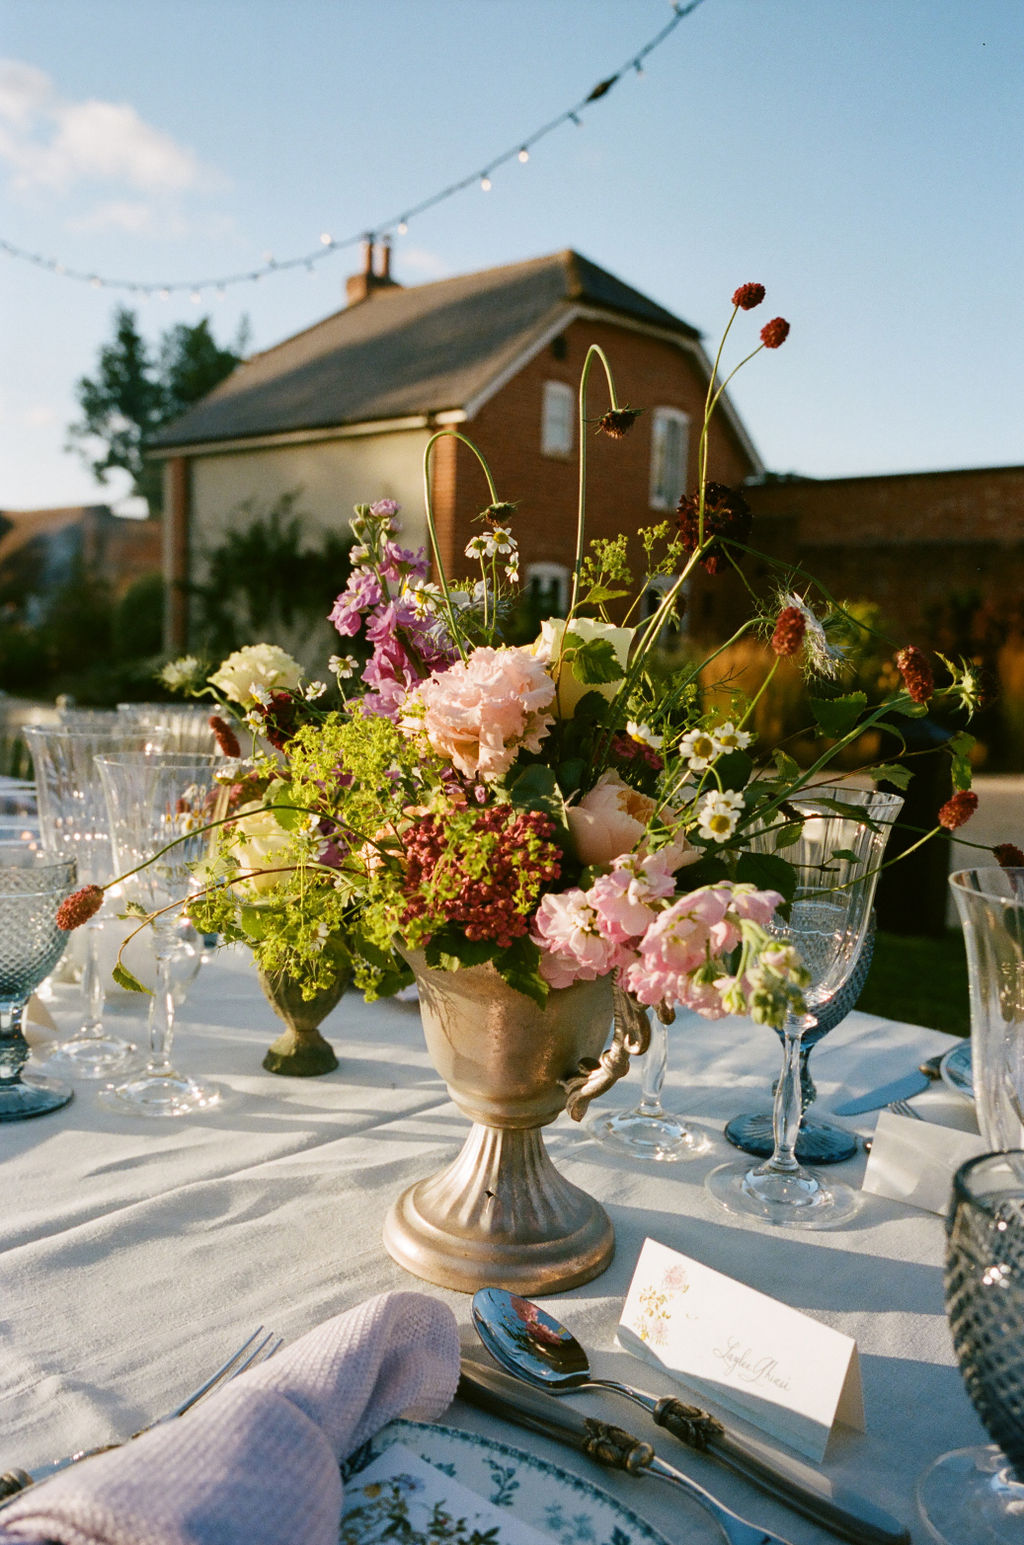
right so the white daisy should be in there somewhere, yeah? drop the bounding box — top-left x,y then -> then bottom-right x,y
696,789 -> 745,843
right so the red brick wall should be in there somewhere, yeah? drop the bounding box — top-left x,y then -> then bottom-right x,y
429,317 -> 757,593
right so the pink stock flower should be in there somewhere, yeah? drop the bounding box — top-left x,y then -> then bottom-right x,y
588,851 -> 678,944
532,889 -> 624,988
403,645 -> 555,781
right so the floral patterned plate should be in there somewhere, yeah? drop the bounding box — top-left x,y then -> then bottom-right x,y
940,1040 -> 974,1101
341,1418 -> 676,1545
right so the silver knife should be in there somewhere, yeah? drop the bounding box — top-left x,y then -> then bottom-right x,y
833,1056 -> 943,1117
458,1356 -> 909,1545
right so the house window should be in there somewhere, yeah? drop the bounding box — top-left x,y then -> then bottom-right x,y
649,407 -> 689,510
644,571 -> 688,642
525,562 -> 570,619
541,381 -> 574,457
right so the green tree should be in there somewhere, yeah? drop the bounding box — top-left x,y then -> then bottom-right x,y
66,306 -> 248,512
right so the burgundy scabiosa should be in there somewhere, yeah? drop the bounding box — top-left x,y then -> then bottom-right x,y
596,405 -> 642,438
676,481 -> 753,575
993,843 -> 1024,867
771,606 -> 807,657
56,884 -> 105,931
209,714 -> 242,758
732,283 -> 765,310
760,317 -> 790,349
938,790 -> 979,831
895,646 -> 934,705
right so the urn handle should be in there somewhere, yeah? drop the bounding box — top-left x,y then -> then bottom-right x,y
560,987 -> 656,1121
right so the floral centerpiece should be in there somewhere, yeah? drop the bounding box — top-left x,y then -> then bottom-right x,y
62,283 -> 994,1289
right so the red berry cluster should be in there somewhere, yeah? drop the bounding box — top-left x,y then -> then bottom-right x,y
938,790 -> 979,831
56,884 -> 105,931
401,807 -> 562,947
209,714 -> 242,758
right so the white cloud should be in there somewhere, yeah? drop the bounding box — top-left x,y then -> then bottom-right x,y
0,57 -> 218,196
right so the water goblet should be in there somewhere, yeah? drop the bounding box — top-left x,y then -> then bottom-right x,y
586,1008 -> 709,1160
706,786 -> 903,1228
949,866 -> 1024,1151
0,843 -> 77,1120
22,722 -> 159,1077
117,702 -> 223,754
723,912 -> 876,1164
917,1149 -> 1024,1544
97,751 -> 225,1117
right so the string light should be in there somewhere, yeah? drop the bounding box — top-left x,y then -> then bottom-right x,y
0,0 -> 706,300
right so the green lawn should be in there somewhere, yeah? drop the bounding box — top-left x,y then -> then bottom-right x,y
856,929 -> 970,1036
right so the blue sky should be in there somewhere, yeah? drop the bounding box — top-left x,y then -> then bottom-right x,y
1,0 -> 1020,510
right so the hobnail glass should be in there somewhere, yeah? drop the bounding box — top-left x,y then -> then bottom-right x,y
0,844 -> 77,1119
917,1150 -> 1024,1543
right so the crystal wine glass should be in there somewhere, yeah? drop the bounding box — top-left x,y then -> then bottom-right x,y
723,911 -> 876,1164
917,1149 -> 1024,1544
706,786 -> 903,1227
0,843 -> 77,1120
587,1008 -> 709,1160
22,722 -> 159,1077
97,751 -> 225,1117
117,702 -> 222,754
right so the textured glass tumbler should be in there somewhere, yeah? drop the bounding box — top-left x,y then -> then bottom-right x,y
707,787 -> 903,1228
0,844 -> 77,1119
724,914 -> 876,1164
917,1150 -> 1024,1543
950,868 -> 1024,1152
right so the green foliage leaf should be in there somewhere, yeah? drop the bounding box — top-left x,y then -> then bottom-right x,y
736,850 -> 798,904
949,730 -> 976,791
711,748 -> 753,793
562,633 -> 624,685
112,962 -> 151,995
494,937 -> 548,1009
810,693 -> 868,739
120,899 -> 149,918
508,762 -> 561,815
871,762 -> 915,790
884,697 -> 929,719
581,584 -> 630,606
772,749 -> 801,785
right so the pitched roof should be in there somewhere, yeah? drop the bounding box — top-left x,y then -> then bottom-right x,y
148,249 -> 701,452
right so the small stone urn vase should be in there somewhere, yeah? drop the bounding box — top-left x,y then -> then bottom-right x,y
257,966 -> 347,1076
382,952 -> 648,1296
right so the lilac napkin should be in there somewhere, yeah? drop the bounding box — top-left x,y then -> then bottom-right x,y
0,1291 -> 460,1545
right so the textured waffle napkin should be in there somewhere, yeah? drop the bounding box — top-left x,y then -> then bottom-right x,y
0,1290 -> 460,1545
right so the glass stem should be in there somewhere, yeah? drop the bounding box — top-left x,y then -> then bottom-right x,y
762,1018 -> 807,1175
0,999 -> 29,1083
146,943 -> 176,1076
638,1016 -> 668,1117
80,920 -> 105,1037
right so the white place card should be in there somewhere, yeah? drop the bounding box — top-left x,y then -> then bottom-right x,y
862,1110 -> 986,1215
341,1444 -> 556,1545
618,1236 -> 864,1462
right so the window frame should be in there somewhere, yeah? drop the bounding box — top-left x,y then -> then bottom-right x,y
649,406 -> 690,511
541,380 -> 575,458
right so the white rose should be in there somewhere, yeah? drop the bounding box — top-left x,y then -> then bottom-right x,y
229,801 -> 294,895
208,644 -> 304,707
534,617 -> 633,717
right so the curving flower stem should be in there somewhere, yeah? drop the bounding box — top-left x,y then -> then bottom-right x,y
422,429 -> 500,661
569,345 -> 625,618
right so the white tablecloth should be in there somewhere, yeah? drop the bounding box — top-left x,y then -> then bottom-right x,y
3,947 -> 987,1545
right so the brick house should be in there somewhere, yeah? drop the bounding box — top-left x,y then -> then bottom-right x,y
0,504 -> 161,625
148,245 -> 762,651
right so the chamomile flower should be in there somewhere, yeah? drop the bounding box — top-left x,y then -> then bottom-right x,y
626,720 -> 664,751
712,721 -> 753,754
697,789 -> 745,843
465,534 -> 490,560
303,680 -> 328,702
679,727 -> 720,771
329,654 -> 359,680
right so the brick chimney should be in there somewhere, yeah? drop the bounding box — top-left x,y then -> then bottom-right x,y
346,237 -> 401,304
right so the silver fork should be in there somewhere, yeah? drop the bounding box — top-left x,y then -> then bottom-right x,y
0,1326 -> 282,1501
887,1098 -> 924,1119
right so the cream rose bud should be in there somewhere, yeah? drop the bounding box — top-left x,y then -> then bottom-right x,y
567,770 -> 698,871
534,617 -> 633,717
208,643 -> 304,707
229,801 -> 293,894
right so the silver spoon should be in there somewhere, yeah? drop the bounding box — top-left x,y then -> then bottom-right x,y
471,1287 -> 909,1545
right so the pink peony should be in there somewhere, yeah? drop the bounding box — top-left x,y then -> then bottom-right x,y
402,645 -> 555,781
567,771 -> 698,871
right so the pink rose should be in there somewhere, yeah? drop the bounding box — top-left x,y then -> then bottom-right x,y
567,771 -> 698,872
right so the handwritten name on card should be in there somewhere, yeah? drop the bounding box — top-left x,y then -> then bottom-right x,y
618,1237 -> 864,1462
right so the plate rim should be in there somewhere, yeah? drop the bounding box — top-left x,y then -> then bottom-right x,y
940,1039 -> 974,1100
345,1414 -> 675,1545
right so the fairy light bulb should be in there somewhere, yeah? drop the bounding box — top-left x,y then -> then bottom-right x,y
518,147 -> 529,163
480,174 -> 492,192
320,232 -> 333,246
397,220 -> 408,236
